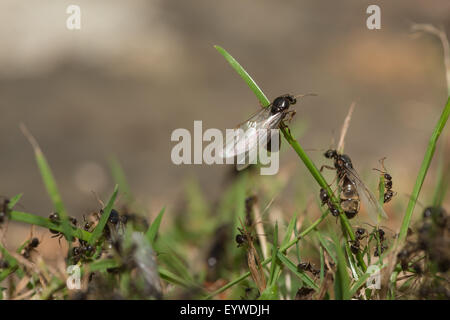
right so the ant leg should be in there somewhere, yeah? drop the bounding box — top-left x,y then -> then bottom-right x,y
320,165 -> 335,173
379,157 -> 387,171
285,110 -> 297,123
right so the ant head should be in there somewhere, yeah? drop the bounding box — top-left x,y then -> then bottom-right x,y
30,237 -> 40,247
324,149 -> 337,159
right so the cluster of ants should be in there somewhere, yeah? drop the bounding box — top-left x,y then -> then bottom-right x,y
47,207 -> 148,265
349,226 -> 389,257
319,150 -> 396,221
1,197 -> 162,299
396,206 -> 449,299
0,192 -> 149,270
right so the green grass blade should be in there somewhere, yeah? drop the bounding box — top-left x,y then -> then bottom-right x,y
109,156 -> 133,205
9,211 -> 91,241
333,235 -> 351,300
7,194 -> 22,209
85,258 -> 119,273
432,140 -> 449,207
214,45 -> 270,107
20,124 -> 72,241
281,216 -> 296,250
158,267 -> 192,288
0,243 -> 23,281
88,184 -> 119,245
398,97 -> 450,242
146,207 -> 165,246
315,232 -> 337,264
349,272 -> 371,297
267,222 -> 279,286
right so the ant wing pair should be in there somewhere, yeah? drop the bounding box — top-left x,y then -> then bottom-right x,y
219,107 -> 284,171
344,166 -> 388,224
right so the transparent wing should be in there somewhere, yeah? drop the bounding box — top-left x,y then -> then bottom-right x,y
131,232 -> 162,298
220,107 -> 284,161
344,167 -> 388,224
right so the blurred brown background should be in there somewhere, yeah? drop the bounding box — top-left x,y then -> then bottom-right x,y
0,0 -> 449,250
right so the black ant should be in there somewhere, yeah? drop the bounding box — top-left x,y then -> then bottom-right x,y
348,227 -> 367,255
71,242 -> 95,264
362,223 -> 391,257
0,259 -> 9,269
297,261 -> 320,276
21,237 -> 40,259
422,206 -> 447,228
355,227 -> 367,240
235,227 -> 251,248
349,239 -> 361,254
48,212 -> 78,243
373,158 -> 396,203
0,197 -> 10,226
319,188 -> 340,217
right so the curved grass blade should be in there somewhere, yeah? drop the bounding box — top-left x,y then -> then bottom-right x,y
214,45 -> 270,107
333,235 -> 351,300
7,194 -> 22,210
20,124 -> 72,241
0,243 -> 23,281
146,207 -> 165,246
88,184 -> 119,245
349,272 -> 371,298
398,97 -> 450,243
109,156 -> 133,205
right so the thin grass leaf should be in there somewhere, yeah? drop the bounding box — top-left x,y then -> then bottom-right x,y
146,207 -> 165,246
344,241 -> 359,279
332,236 -> 351,300
399,97 -> 450,242
85,258 -> 119,273
88,184 -> 119,245
319,246 -> 325,283
432,141 -> 449,207
268,222 -> 279,286
158,267 -> 192,288
0,243 -> 23,281
7,194 -> 22,210
156,248 -> 194,283
109,156 -> 133,205
315,232 -> 337,264
20,124 -> 73,241
9,211 -> 91,241
258,223 -> 279,300
349,272 -> 371,297
258,284 -> 278,300
214,45 -> 270,107
281,216 -> 296,251
293,217 -> 301,263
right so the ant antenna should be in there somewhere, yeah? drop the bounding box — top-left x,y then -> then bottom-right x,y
91,191 -> 105,208
362,222 -> 395,233
373,157 -> 388,172
293,93 -> 318,99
